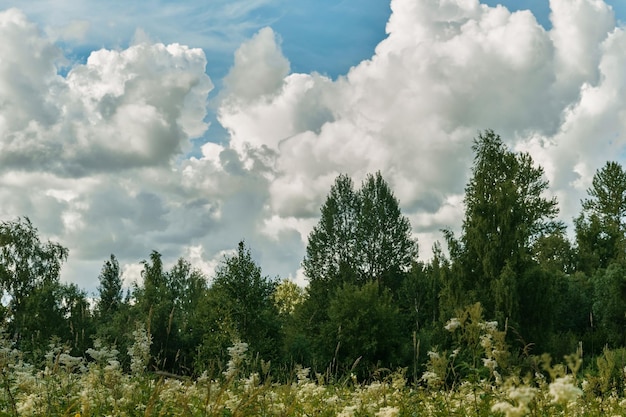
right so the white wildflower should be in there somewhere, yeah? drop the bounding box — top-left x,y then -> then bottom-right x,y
128,325 -> 152,374
338,405 -> 358,417
479,334 -> 493,350
223,341 -> 248,379
549,375 -> 582,405
483,358 -> 498,371
427,350 -> 440,360
421,371 -> 441,387
491,386 -> 536,417
17,393 -> 38,415
376,406 -> 400,417
480,320 -> 498,332
445,317 -> 461,332
295,365 -> 311,384
58,352 -> 84,370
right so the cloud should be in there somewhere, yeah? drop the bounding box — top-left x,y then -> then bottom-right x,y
1,0 -> 626,293
215,0 -> 626,263
0,8 -> 212,177
223,27 -> 290,101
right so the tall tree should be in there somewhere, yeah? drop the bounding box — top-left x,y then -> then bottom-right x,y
133,251 -> 177,371
198,241 -> 280,367
575,161 -> 626,272
357,172 -> 418,287
299,172 -> 417,370
166,257 -> 208,373
0,217 -> 68,341
96,254 -> 123,320
303,172 -> 417,289
303,174 -> 360,288
448,130 -> 561,328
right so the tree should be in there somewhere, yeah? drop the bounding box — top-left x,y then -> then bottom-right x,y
96,254 -> 123,320
303,172 -> 417,289
166,257 -> 208,373
357,172 -> 418,287
198,241 -> 280,368
593,263 -> 626,347
133,251 -> 176,371
322,281 -> 403,378
575,161 -> 626,272
0,217 -> 68,341
303,174 -> 360,288
299,172 -> 417,370
448,130 -> 561,328
18,281 -> 93,362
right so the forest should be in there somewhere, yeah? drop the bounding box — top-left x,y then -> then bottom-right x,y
2,128 -> 626,387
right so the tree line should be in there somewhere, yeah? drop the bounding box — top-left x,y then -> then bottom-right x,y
2,129 -> 626,380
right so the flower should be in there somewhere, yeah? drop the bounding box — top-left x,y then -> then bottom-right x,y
375,406 -> 400,417
444,318 -> 461,332
223,341 -> 249,379
491,386 -> 536,417
128,325 -> 152,374
549,375 -> 582,405
421,371 -> 441,387
483,358 -> 498,371
427,350 -> 440,360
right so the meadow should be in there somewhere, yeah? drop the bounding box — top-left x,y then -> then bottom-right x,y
3,308 -> 626,417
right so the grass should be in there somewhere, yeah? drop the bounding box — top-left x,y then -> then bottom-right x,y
3,309 -> 626,416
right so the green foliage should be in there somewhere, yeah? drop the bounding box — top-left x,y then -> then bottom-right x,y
96,254 -> 123,320
357,172 -> 418,286
447,130 -> 561,339
273,279 -> 305,315
18,281 -> 93,363
322,281 -> 403,379
131,252 -> 209,375
303,172 -> 417,289
300,172 -> 417,374
303,173 -> 360,289
198,241 -> 280,370
593,263 -> 626,347
0,217 -> 68,342
576,161 -> 626,272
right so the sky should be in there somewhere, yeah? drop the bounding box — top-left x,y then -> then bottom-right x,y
0,0 -> 625,292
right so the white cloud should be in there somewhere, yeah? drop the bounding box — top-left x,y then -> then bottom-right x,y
223,27 -> 290,101
0,7 -> 212,176
2,0 -> 626,293
215,0 -> 626,265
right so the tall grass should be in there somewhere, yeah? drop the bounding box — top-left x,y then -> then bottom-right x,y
2,306 -> 626,416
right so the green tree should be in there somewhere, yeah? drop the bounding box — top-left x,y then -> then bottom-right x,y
322,281 -> 402,379
447,130 -> 561,334
0,218 -> 69,342
166,257 -> 208,374
303,172 -> 417,289
593,263 -> 626,347
357,172 -> 418,288
131,252 -> 209,374
303,174 -> 360,288
575,161 -> 626,272
18,281 -> 93,362
299,172 -> 417,371
96,254 -> 123,320
133,250 -> 177,371
198,241 -> 280,369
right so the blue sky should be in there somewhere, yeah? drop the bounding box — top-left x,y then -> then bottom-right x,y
0,0 -> 626,289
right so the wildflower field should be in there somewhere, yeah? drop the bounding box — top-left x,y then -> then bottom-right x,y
4,307 -> 626,417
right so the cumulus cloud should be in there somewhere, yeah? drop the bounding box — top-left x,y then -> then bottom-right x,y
223,27 -> 290,100
0,8 -> 212,177
2,0 -> 626,291
216,0 -> 625,263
